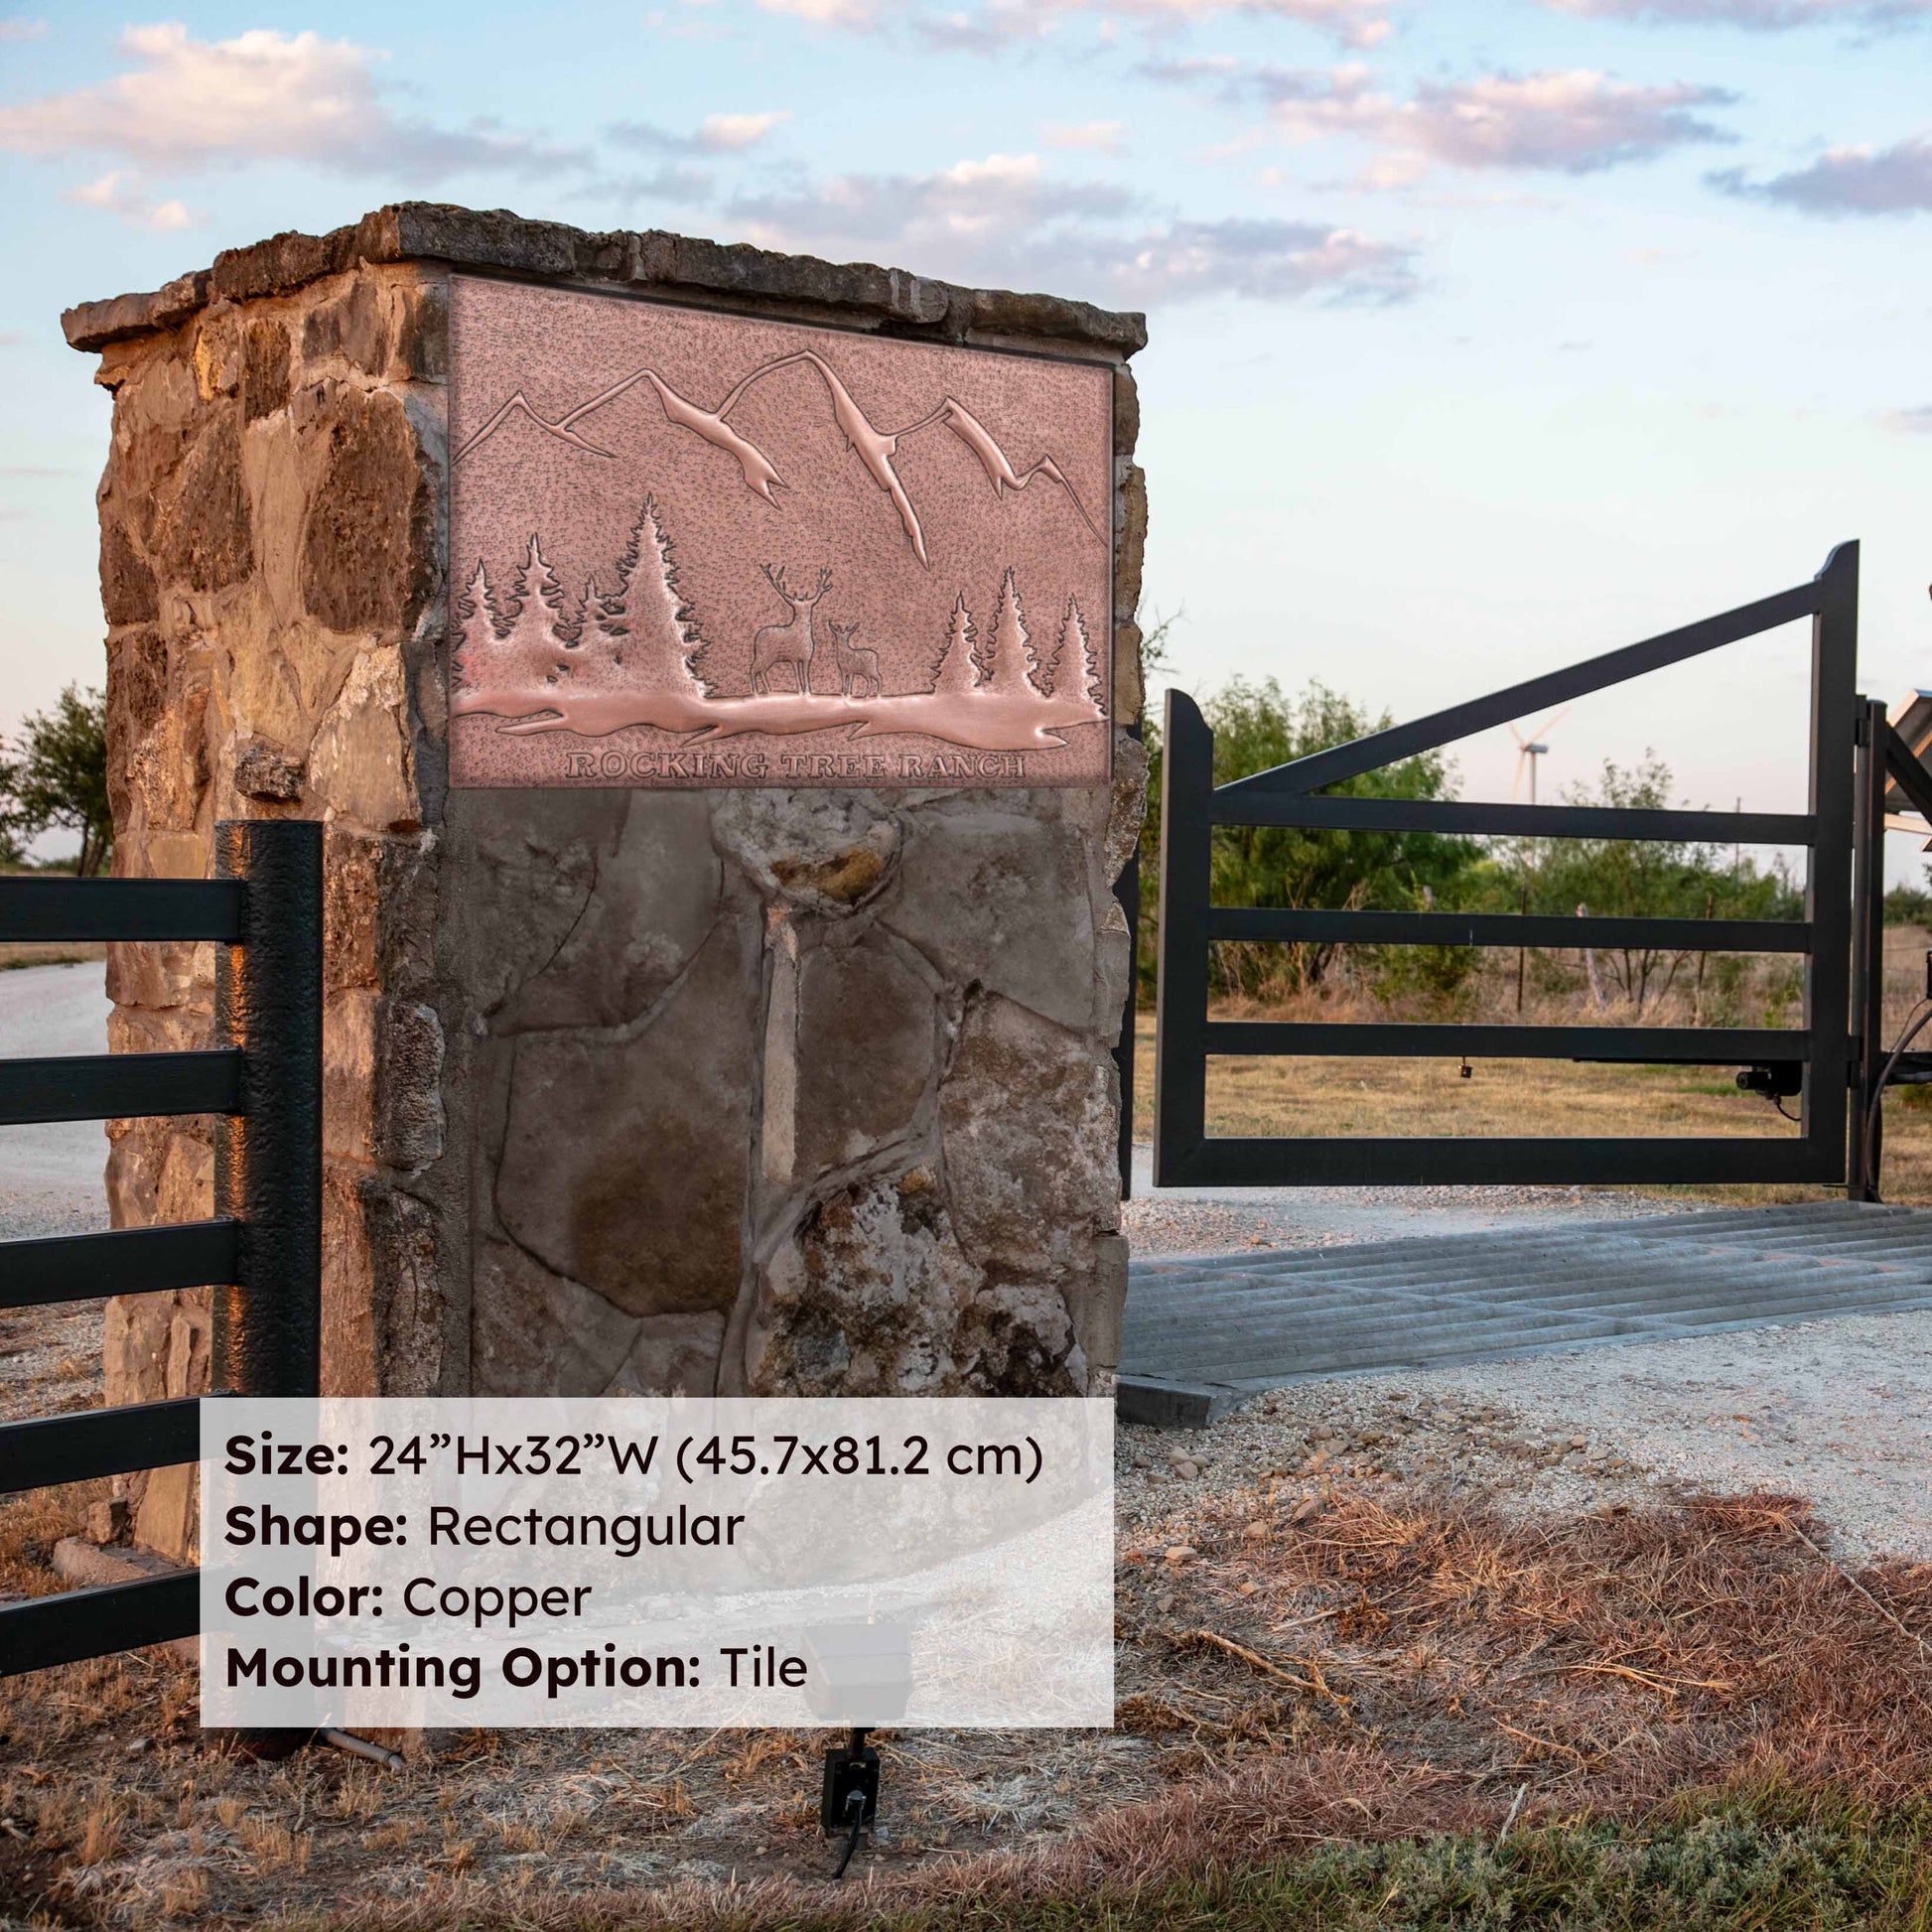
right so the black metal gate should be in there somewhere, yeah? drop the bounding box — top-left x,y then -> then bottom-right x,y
0,820 -> 321,1676
1153,541 -> 1901,1191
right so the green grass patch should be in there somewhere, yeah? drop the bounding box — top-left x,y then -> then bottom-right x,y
862,1789 -> 1932,1932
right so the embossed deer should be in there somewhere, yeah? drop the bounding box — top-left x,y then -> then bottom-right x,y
751,563 -> 832,695
824,621 -> 883,701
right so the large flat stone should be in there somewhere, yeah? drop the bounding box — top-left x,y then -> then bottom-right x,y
472,1236 -> 641,1396
793,934 -> 939,1175
65,206 -> 1146,356
885,806 -> 1095,1030
495,791 -> 721,1032
447,791 -> 624,1019
493,916 -> 758,1318
939,992 -> 1118,1279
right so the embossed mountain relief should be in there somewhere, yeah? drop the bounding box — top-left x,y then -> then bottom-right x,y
448,277 -> 1114,788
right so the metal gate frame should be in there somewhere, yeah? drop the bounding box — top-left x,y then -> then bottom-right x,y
0,820 -> 321,1676
1154,541 -> 1880,1190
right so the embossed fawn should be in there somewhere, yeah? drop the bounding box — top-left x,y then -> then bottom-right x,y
751,563 -> 833,696
824,621 -> 883,701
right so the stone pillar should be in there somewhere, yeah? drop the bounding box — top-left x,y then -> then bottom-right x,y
65,206 -> 1147,1563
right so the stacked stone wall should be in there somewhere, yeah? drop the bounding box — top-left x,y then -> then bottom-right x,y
65,205 -> 1147,1563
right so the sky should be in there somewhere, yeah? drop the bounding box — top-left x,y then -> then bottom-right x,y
0,1 -> 1927,875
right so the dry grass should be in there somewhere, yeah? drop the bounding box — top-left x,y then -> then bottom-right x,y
4,1471 -> 1930,1928
0,940 -> 104,972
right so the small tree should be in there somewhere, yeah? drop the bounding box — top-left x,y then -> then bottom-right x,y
928,593 -> 980,697
594,496 -> 707,695
984,568 -> 1039,700
0,683 -> 112,876
498,535 -> 572,690
451,558 -> 503,694
1046,594 -> 1102,709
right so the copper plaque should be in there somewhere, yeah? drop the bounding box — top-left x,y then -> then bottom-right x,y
447,276 -> 1114,789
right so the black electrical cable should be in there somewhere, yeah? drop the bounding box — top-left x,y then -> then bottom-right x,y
1859,997 -> 1932,1200
831,1786 -> 868,1880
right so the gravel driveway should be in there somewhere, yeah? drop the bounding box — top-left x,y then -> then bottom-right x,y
0,960 -> 111,1423
1123,1144 -> 1932,1562
0,958 -> 110,1240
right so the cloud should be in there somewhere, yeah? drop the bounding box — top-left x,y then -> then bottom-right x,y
1101,216 -> 1418,301
758,0 -> 881,20
1140,55 -> 1244,82
1150,61 -> 1736,177
1879,404 -> 1932,432
0,17 -> 46,39
1400,70 -> 1735,172
0,23 -> 585,180
609,111 -> 789,154
700,111 -> 789,150
1541,0 -> 1932,25
1109,0 -> 1392,40
65,170 -> 197,231
726,151 -> 1418,304
759,0 -> 1392,47
1042,120 -> 1126,152
729,152 -> 1137,262
577,163 -> 718,208
1712,136 -> 1932,212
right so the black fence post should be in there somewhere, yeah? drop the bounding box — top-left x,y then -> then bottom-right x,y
211,820 -> 323,1399
1849,699 -> 1888,1201
1115,844 -> 1138,1203
1803,542 -> 1859,1186
1114,718 -> 1150,1203
1154,692 -> 1213,1186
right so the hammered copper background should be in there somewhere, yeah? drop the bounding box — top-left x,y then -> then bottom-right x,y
448,276 -> 1114,788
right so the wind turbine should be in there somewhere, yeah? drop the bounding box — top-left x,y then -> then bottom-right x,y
1510,710 -> 1569,804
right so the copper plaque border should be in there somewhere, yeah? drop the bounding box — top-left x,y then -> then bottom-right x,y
446,273 -> 1118,792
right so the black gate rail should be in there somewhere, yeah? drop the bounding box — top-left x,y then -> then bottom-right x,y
1155,543 -> 1863,1189
0,821 -> 321,1677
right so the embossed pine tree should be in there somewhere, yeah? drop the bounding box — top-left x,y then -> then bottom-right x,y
927,592 -> 980,697
1049,593 -> 1103,714
498,535 -> 572,691
984,567 -> 1039,701
591,495 -> 710,696
451,558 -> 503,697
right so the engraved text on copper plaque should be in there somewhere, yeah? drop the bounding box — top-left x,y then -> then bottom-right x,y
448,276 -> 1115,788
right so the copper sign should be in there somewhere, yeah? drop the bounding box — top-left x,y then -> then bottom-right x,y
448,277 -> 1114,789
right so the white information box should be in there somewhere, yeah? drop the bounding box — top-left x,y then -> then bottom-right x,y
200,1397 -> 1113,1729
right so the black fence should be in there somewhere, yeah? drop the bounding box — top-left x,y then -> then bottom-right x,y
0,820 -> 321,1676
1154,542 -> 1882,1190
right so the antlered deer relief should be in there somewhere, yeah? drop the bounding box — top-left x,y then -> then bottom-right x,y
750,564 -> 832,696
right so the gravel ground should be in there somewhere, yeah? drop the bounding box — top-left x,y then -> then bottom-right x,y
0,958 -> 111,1236
1123,1142 -> 1932,1563
0,961 -> 110,1422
